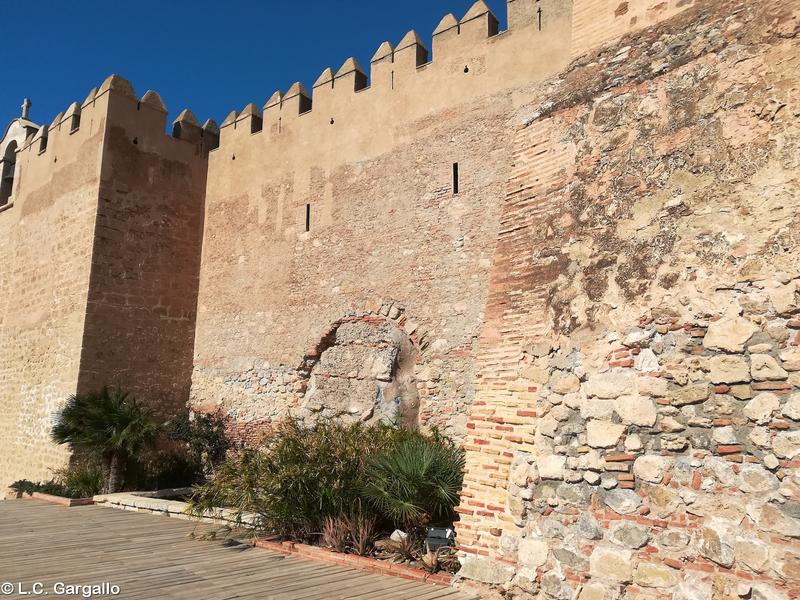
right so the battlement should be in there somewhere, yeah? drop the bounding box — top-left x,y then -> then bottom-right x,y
211,0 -> 698,157
216,0 -> 574,152
4,75 -> 216,209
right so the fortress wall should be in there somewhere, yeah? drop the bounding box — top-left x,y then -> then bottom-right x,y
190,0 -> 576,438
75,79 -> 211,418
0,89 -> 109,485
456,0 -> 800,597
192,84 -> 514,439
0,77 -> 212,485
189,0 -> 711,440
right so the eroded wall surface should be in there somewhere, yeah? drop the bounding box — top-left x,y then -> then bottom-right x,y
456,1 -> 800,597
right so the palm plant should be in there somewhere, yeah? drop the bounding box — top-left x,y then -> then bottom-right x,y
361,434 -> 465,530
51,387 -> 158,493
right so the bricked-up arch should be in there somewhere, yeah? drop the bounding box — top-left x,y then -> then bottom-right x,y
294,303 -> 436,428
0,141 -> 18,206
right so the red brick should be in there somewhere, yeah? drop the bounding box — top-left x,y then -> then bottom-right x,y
716,445 -> 743,455
606,453 -> 637,462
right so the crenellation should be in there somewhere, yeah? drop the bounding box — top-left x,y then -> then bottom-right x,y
139,89 -> 168,113
81,86 -> 98,107
172,108 -> 202,143
432,13 -> 461,59
48,111 -> 64,131
282,82 -> 312,115
396,30 -> 429,66
459,0 -> 501,41
220,110 -> 238,129
30,125 -> 47,155
201,119 -> 220,151
311,67 -> 336,110
211,0 -> 578,153
263,90 -> 283,111
265,85 -> 312,137
63,101 -> 82,133
17,75 -> 210,175
369,41 -> 395,90
370,40 -> 394,65
334,57 -> 368,92
98,73 -> 136,99
236,103 -> 264,135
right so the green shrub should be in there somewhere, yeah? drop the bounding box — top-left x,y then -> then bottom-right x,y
166,410 -> 228,476
10,479 -> 37,495
188,419 -> 400,539
51,387 -> 159,493
188,419 -> 465,543
9,465 -> 103,500
140,450 -> 203,490
361,432 -> 465,529
53,463 -> 105,498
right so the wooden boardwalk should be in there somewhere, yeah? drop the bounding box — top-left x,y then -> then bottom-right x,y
0,500 -> 474,599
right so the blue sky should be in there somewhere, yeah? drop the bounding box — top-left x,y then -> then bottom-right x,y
1,0 -> 508,130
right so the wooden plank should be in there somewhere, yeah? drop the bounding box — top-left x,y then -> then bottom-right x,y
0,500 -> 469,600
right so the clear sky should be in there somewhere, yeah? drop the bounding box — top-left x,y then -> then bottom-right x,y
1,0 -> 508,130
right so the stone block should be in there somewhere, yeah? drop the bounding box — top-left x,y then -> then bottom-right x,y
457,556 -> 515,584
587,420 -> 626,448
537,454 -> 567,480
751,354 -> 788,381
772,431 -> 800,459
584,372 -> 636,399
589,546 -> 633,582
704,316 -> 759,352
634,562 -> 680,588
614,394 -> 657,426
670,383 -> 712,407
633,455 -> 671,483
744,392 -> 780,424
708,355 -> 750,384
603,489 -> 642,515
782,393 -> 800,421
518,538 -> 549,568
609,521 -> 650,549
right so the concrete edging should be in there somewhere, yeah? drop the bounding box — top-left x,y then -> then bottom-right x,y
92,489 -> 259,526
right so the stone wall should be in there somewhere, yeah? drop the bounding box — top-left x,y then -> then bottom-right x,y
0,94 -> 106,485
190,86 -> 514,441
76,81 -> 209,418
455,0 -> 800,597
0,77 -> 211,485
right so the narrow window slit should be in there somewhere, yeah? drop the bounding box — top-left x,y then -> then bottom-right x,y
305,203 -> 311,232
453,163 -> 460,195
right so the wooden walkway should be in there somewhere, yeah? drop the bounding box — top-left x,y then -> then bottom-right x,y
0,500 -> 474,599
